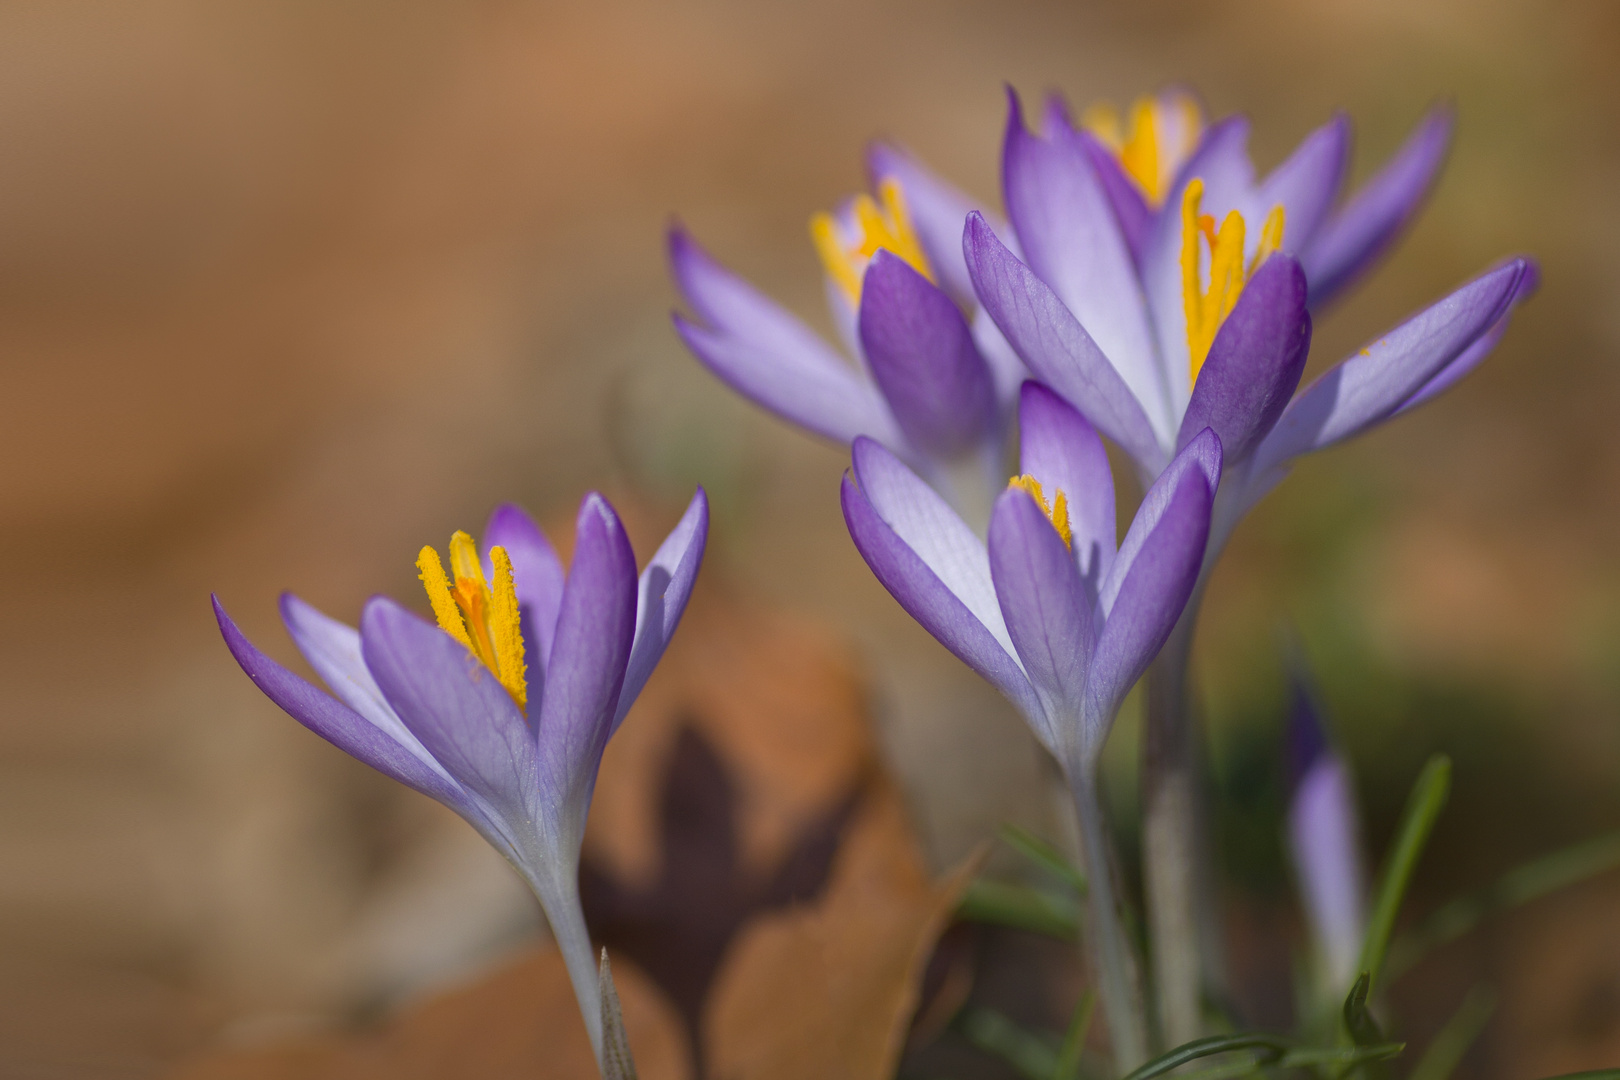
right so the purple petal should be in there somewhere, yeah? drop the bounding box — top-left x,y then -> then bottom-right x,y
1177,255 -> 1312,465
988,486 -> 1094,746
281,592 -> 415,745
858,250 -> 998,459
1289,752 -> 1367,989
1258,114 -> 1351,254
1082,467 -> 1213,755
668,227 -> 900,446
534,493 -> 640,838
613,488 -> 709,731
1397,259 -> 1539,414
965,212 -> 1168,471
484,503 -> 566,676
1077,130 -> 1153,266
1102,429 -> 1222,618
971,306 -> 1032,410
1252,259 -> 1530,473
1002,89 -> 1165,426
1018,381 -> 1115,588
865,141 -> 1001,304
841,472 -> 1042,726
1300,105 -> 1453,308
361,597 -> 539,826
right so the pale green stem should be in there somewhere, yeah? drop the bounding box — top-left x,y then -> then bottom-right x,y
526,859 -> 604,1069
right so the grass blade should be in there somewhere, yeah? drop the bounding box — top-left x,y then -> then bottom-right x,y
1001,823 -> 1088,893
954,1007 -> 1058,1080
1117,1033 -> 1291,1080
1359,755 -> 1450,992
1408,986 -> 1495,1080
1052,990 -> 1096,1080
956,879 -> 1081,940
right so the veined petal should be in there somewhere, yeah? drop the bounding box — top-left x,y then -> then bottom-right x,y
865,140 -> 1002,304
970,306 -> 1032,411
1018,381 -> 1116,590
1002,89 -> 1165,426
850,436 -> 1012,655
1101,428 -> 1222,618
1252,259 -> 1529,474
1177,255 -> 1312,465
988,486 -> 1094,751
1076,129 -> 1153,266
281,593 -> 418,748
1398,260 -> 1539,414
841,472 -> 1043,729
858,251 -> 998,459
535,493 -> 640,846
613,487 -> 709,731
1082,468 -> 1213,759
1300,105 -> 1453,308
668,227 -> 901,447
965,212 -> 1168,470
483,504 -> 566,677
1258,114 -> 1351,254
361,597 -> 540,827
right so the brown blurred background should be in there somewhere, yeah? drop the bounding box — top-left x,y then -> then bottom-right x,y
3,0 -> 1619,1075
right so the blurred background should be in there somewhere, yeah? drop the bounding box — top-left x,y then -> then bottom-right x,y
3,0 -> 1619,1075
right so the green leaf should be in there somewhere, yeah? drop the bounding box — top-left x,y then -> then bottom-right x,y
1533,1072 -> 1620,1080
1052,990 -> 1096,1080
1342,973 -> 1386,1046
954,1007 -> 1059,1080
1165,1043 -> 1404,1080
598,949 -> 638,1080
956,879 -> 1081,940
1116,1033 -> 1291,1080
1000,823 -> 1088,894
1358,755 -> 1451,992
1407,986 -> 1495,1080
1387,828 -> 1620,980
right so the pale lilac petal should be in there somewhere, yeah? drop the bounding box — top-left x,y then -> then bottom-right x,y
1288,712 -> 1367,991
965,212 -> 1168,470
841,473 -> 1042,727
1018,381 -> 1115,589
866,141 -> 1002,303
535,493 -> 640,840
970,306 -> 1031,410
484,503 -> 566,675
1301,105 -> 1453,307
988,486 -> 1094,748
1257,114 -> 1350,253
1252,259 -> 1529,473
669,227 -> 900,446
858,250 -> 998,459
1002,89 -> 1166,427
613,488 -> 709,731
850,436 -> 1012,657
1177,255 -> 1312,465
361,597 -> 539,826
1077,130 -> 1154,265
1082,470 -> 1213,755
1398,260 -> 1538,414
1101,429 -> 1222,618
281,592 -> 419,750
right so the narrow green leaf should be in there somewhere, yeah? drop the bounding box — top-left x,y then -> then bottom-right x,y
598,949 -> 638,1080
954,1007 -> 1058,1080
1359,755 -> 1451,992
1408,986 -> 1495,1080
1117,1033 -> 1291,1080
1000,823 -> 1088,893
1342,973 -> 1386,1047
956,879 -> 1081,940
1052,990 -> 1096,1080
1387,829 -> 1620,980
1534,1071 -> 1620,1080
1164,1043 -> 1403,1080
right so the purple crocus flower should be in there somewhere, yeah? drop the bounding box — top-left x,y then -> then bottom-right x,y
213,490 -> 708,1066
841,381 -> 1221,1069
670,160 -> 1024,524
1286,674 -> 1367,997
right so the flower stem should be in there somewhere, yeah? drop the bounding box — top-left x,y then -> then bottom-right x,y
528,863 -> 605,1068
1068,768 -> 1148,1072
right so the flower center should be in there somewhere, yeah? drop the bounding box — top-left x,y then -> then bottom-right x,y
417,530 -> 528,709
810,178 -> 934,305
1180,177 -> 1285,385
1009,475 -> 1072,550
1082,92 -> 1203,205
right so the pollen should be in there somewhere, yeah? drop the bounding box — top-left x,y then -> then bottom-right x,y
1082,91 -> 1203,205
1180,178 -> 1285,385
1009,475 -> 1072,550
417,530 -> 528,710
810,177 -> 934,305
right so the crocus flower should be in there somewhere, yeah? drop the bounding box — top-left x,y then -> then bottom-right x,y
670,161 -> 1024,524
841,381 -> 1221,1069
967,87 -> 1537,557
213,490 -> 708,1067
1286,673 -> 1366,998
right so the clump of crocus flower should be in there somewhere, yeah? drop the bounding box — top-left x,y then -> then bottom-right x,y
215,490 -> 707,1070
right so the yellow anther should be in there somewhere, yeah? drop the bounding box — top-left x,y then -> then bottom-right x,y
1180,178 -> 1285,385
1009,475 -> 1073,550
417,531 -> 528,709
809,177 -> 934,305
1082,92 -> 1203,205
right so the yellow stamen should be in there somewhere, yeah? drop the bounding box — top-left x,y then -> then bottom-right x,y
1008,475 -> 1072,550
809,177 -> 934,305
1180,178 -> 1286,385
417,531 -> 528,709
1082,92 -> 1204,205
